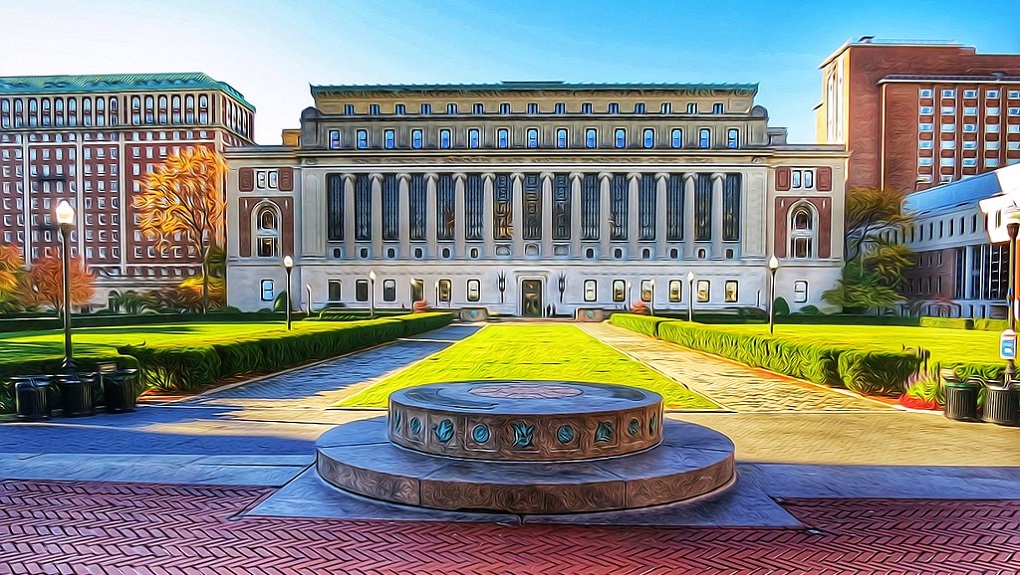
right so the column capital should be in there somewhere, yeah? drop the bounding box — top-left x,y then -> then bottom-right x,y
712,172 -> 727,182
569,172 -> 586,182
452,172 -> 467,183
684,173 -> 698,184
655,172 -> 671,182
510,172 -> 525,182
627,172 -> 643,183
369,173 -> 384,184
482,173 -> 495,183
424,172 -> 439,184
598,172 -> 614,183
396,173 -> 411,183
539,172 -> 555,182
342,173 -> 356,185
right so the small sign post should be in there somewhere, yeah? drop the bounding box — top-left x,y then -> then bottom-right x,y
1000,329 -> 1017,360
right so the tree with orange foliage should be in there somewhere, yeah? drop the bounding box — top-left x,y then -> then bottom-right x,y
16,256 -> 95,312
0,245 -> 25,313
133,146 -> 226,313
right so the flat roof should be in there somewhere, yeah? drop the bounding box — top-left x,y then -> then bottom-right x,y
819,38 -> 965,69
0,73 -> 254,111
311,81 -> 759,97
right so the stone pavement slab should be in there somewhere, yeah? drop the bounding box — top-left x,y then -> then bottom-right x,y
581,322 -> 895,412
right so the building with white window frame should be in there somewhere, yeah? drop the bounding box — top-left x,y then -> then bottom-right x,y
224,82 -> 847,317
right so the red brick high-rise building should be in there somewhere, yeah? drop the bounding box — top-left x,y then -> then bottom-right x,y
0,73 -> 254,307
815,38 -> 1020,194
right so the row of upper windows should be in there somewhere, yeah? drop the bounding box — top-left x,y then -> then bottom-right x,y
918,156 -> 1006,168
919,106 -> 1020,116
891,214 -> 980,245
339,101 -> 732,117
918,122 -> 1019,133
0,130 -> 211,144
328,127 -> 742,150
920,88 -> 1020,99
0,95 -> 250,136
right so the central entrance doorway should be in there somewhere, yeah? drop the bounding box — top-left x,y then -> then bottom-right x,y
521,280 -> 543,317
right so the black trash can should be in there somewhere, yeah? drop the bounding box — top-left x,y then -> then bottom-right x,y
54,373 -> 96,417
982,382 -> 1019,426
102,369 -> 139,413
944,378 -> 981,422
12,375 -> 52,421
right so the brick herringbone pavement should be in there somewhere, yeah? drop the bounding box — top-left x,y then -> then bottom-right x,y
2,480 -> 1019,574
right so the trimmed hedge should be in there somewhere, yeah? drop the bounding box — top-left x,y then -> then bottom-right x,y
119,312 -> 453,391
615,314 -> 921,396
974,319 -> 1009,332
0,311 -> 293,333
609,314 -> 668,337
657,320 -> 843,386
919,317 -> 974,330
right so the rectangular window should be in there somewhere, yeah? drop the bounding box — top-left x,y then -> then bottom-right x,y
919,106 -> 934,115
614,128 -> 626,148
556,128 -> 568,149
792,170 -> 802,188
329,129 -> 341,149
420,103 -> 432,115
941,123 -> 956,132
941,106 -> 955,115
640,279 -> 653,302
584,279 -> 597,302
963,89 -> 978,99
384,129 -> 395,149
328,280 -> 342,301
712,103 -> 724,114
438,279 -> 451,302
987,90 -> 1000,99
724,280 -> 738,303
369,104 -> 380,115
696,280 -> 710,302
526,128 -> 539,148
794,281 -> 808,303
687,103 -> 697,114
395,104 -> 406,115
468,128 -> 480,148
356,129 -> 368,149
472,103 -> 484,114
919,89 -> 933,98
382,279 -> 396,302
554,102 -> 566,114
585,128 -> 597,148
439,128 -> 451,149
411,129 -> 423,149
634,103 -> 645,113
608,103 -> 619,114
942,89 -> 955,98
643,128 -> 655,148
356,279 -> 368,302
668,280 -> 682,302
498,128 -> 509,148
987,123 -> 1000,133
527,103 -> 539,114
499,103 -> 511,114
447,103 -> 457,115
581,103 -> 592,114
671,128 -> 683,148
919,123 -> 934,132
467,279 -> 480,302
612,280 -> 626,303
260,279 -> 274,302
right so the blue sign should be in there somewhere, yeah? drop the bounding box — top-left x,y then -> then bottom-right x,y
1000,330 -> 1017,360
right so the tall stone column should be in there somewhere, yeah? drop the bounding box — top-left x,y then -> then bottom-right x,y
482,173 -> 494,258
541,172 -> 553,258
454,173 -> 466,259
684,173 -> 696,259
397,173 -> 410,259
712,173 -> 725,259
570,172 -> 583,259
426,173 -> 438,258
370,173 -> 383,257
964,245 -> 975,301
599,172 -> 612,259
511,173 -> 524,257
655,173 -> 669,260
343,174 -> 355,258
627,172 -> 640,257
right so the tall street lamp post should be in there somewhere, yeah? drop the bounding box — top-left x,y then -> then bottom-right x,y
625,281 -> 632,311
768,256 -> 780,335
55,200 -> 76,371
283,256 -> 294,331
368,270 -> 377,319
1003,210 -> 1020,381
686,271 -> 695,323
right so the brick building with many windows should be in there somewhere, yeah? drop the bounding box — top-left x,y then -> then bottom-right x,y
815,37 -> 1020,195
225,82 -> 847,317
0,73 -> 254,307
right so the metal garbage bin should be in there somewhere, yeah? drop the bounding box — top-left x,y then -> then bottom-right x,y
102,369 -> 139,413
12,375 -> 52,421
944,378 -> 981,422
982,379 -> 1019,426
53,372 -> 96,417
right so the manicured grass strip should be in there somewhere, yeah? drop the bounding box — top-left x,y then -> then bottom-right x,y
337,324 -> 720,410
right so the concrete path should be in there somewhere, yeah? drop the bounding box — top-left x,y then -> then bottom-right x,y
580,322 -> 892,412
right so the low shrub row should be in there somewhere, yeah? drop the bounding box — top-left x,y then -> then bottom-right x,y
608,314 -> 668,336
119,312 -> 453,391
614,314 -> 920,396
0,311 -> 293,333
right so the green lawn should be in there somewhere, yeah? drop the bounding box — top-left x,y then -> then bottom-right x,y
337,324 -> 720,410
713,324 -> 1000,367
0,321 -> 354,363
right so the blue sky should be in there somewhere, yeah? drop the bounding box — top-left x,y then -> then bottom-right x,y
1,0 -> 1017,144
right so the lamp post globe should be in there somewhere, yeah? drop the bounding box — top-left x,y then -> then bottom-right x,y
283,256 -> 294,331
55,200 -> 76,371
768,256 -> 780,335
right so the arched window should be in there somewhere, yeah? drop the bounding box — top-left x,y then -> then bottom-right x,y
14,99 -> 23,127
255,204 -> 281,258
671,128 -> 683,148
198,95 -> 208,124
94,97 -> 105,127
131,96 -> 141,125
171,95 -> 181,123
66,97 -> 77,126
789,204 -> 816,259
40,98 -> 51,126
144,95 -> 154,123
108,97 -> 118,126
158,95 -> 168,124
185,95 -> 195,123
82,97 -> 92,126
54,98 -> 64,126
0,99 -> 8,128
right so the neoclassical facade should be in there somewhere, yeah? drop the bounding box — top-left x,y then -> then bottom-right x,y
225,82 -> 847,317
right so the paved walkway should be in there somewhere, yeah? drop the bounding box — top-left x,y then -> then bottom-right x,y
580,322 -> 892,412
2,479 -> 1018,575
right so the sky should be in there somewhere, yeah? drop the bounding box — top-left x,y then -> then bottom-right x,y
2,0 -> 1018,145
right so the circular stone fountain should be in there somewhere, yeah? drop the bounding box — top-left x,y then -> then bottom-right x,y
316,380 -> 734,514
